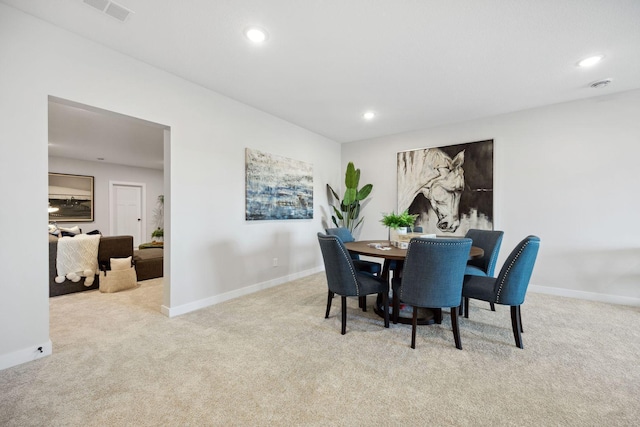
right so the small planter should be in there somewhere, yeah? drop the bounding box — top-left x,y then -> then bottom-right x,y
381,210 -> 418,233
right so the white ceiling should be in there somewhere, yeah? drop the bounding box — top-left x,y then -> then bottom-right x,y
5,0 -> 640,167
48,97 -> 166,170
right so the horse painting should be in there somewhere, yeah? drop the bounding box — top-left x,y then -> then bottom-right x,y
397,148 -> 465,234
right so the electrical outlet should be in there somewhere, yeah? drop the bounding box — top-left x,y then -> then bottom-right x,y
272,257 -> 278,267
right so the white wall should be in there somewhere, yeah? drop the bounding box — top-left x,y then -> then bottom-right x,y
0,5 -> 340,369
343,90 -> 640,305
48,157 -> 164,241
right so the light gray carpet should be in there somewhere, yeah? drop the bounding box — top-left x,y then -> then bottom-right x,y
1,274 -> 639,426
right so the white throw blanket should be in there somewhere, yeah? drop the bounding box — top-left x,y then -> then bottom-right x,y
55,234 -> 101,286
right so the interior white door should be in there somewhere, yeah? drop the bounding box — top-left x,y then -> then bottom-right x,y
112,183 -> 143,247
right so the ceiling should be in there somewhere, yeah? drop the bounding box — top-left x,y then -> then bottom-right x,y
5,0 -> 640,167
48,97 -> 166,170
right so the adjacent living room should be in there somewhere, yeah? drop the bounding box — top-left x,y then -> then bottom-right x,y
48,97 -> 166,300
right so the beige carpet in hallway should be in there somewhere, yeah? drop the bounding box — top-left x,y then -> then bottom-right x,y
1,274 -> 639,426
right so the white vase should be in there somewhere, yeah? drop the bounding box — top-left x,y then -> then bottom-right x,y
397,227 -> 408,235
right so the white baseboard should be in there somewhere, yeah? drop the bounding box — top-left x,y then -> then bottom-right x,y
160,271 -> 639,317
0,339 -> 52,371
529,285 -> 640,306
161,266 -> 324,318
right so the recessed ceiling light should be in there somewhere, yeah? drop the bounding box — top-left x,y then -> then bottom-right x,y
363,111 -> 376,121
245,27 -> 268,43
577,55 -> 604,68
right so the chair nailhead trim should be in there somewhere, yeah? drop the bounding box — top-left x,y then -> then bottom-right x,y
406,239 -> 469,257
496,240 -> 531,303
338,241 -> 360,296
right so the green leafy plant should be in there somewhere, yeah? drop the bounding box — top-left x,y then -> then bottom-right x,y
327,162 -> 373,233
380,210 -> 418,229
151,195 -> 164,241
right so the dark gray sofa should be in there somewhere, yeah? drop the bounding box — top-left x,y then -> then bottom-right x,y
49,234 -> 134,297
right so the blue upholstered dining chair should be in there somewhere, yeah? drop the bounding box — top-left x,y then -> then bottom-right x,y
325,227 -> 383,312
392,237 -> 472,349
317,233 -> 389,335
462,235 -> 540,349
462,229 -> 504,313
325,227 -> 382,277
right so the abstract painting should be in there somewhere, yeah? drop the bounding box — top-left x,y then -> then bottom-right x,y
397,139 -> 493,236
245,148 -> 313,220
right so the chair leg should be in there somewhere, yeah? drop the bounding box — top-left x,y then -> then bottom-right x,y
464,297 -> 470,319
360,296 -> 367,312
490,302 -> 496,311
434,308 -> 443,324
451,307 -> 462,350
518,305 -> 523,333
392,291 -> 399,324
382,292 -> 389,328
511,305 -> 523,348
411,306 -> 418,349
325,291 -> 334,318
341,296 -> 347,335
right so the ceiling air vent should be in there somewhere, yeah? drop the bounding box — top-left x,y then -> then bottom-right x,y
83,0 -> 133,22
83,0 -> 109,10
590,79 -> 612,89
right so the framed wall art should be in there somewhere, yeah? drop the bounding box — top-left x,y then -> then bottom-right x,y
245,148 -> 313,220
397,139 -> 493,236
48,172 -> 94,222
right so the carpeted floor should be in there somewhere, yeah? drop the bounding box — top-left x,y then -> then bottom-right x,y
1,274 -> 639,426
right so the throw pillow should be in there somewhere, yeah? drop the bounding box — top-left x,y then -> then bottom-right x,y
110,256 -> 132,271
99,267 -> 137,293
58,226 -> 82,236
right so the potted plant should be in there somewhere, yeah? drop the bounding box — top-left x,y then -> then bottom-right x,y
327,162 -> 373,234
381,210 -> 418,234
151,195 -> 164,243
151,227 -> 164,242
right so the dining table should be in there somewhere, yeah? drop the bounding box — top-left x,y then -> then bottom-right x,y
344,239 -> 484,325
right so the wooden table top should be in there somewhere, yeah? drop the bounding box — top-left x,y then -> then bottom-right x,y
344,240 -> 484,260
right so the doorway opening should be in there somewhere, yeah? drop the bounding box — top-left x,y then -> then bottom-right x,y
48,95 -> 170,313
